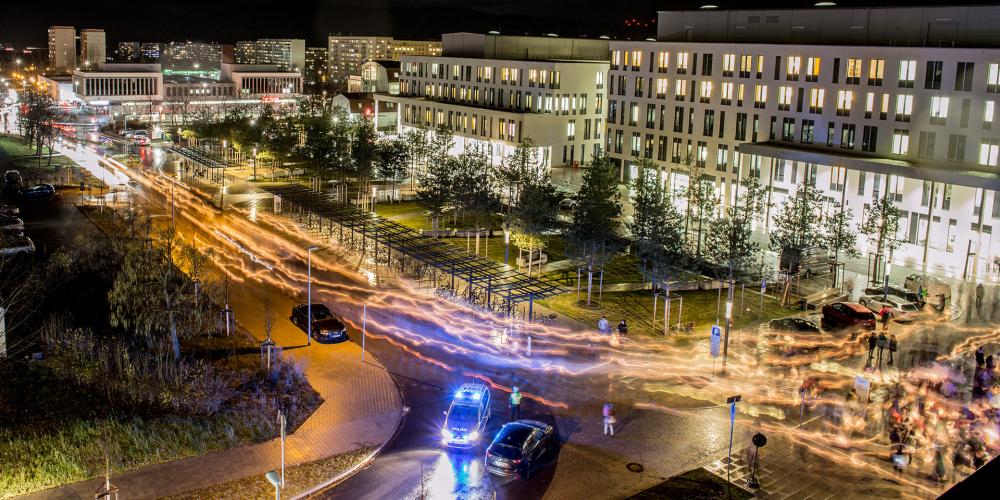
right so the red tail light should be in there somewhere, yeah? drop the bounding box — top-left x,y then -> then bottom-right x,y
512,459 -> 522,464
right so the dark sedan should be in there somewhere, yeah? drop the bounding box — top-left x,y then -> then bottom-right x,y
19,184 -> 58,201
768,317 -> 822,333
484,420 -> 556,479
290,303 -> 347,342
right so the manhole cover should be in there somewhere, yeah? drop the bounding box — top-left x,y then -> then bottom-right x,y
626,463 -> 645,473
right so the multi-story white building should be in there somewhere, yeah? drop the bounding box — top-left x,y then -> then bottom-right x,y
234,39 -> 305,71
326,36 -> 442,86
304,46 -> 328,90
379,33 -> 609,168
608,6 -> 1000,280
47,26 -> 76,73
79,29 -> 106,68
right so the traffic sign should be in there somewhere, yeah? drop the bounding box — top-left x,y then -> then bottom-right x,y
760,279 -> 767,292
710,325 -> 721,357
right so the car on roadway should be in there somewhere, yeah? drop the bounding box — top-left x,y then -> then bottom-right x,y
768,317 -> 822,333
0,214 -> 24,232
821,302 -> 877,331
441,383 -> 492,449
289,303 -> 347,342
19,184 -> 58,201
863,285 -> 925,309
0,235 -> 35,257
485,420 -> 556,479
858,294 -> 921,323
132,135 -> 150,146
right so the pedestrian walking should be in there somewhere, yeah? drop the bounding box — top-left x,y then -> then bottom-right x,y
617,319 -> 629,337
976,345 -> 986,366
888,335 -> 898,367
509,386 -> 522,420
866,332 -> 877,366
879,306 -> 893,331
597,315 -> 609,334
876,332 -> 888,366
976,283 -> 985,308
602,403 -> 616,437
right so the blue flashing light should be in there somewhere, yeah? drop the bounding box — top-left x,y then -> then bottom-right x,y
455,390 -> 464,399
470,392 -> 481,400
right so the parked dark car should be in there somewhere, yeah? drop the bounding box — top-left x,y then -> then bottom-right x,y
768,317 -> 822,333
821,302 -> 877,331
0,214 -> 25,231
485,420 -> 556,479
19,184 -> 58,201
0,204 -> 19,216
290,303 -> 347,342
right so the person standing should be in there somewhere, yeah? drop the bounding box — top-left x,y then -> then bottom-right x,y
879,305 -> 893,331
975,345 -> 986,367
866,332 -> 877,366
603,403 -> 616,437
876,332 -> 888,366
597,315 -> 609,335
617,319 -> 629,337
976,283 -> 985,308
509,387 -> 522,420
888,335 -> 898,367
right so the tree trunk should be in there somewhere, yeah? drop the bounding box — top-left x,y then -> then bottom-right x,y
168,309 -> 180,361
586,264 -> 594,306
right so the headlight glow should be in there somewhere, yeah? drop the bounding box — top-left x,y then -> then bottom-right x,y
441,428 -> 453,439
468,431 -> 480,441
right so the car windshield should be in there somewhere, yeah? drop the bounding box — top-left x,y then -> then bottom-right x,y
447,404 -> 479,427
312,308 -> 332,320
494,426 -> 532,447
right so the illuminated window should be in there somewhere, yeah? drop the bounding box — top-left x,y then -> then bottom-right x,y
881,93 -> 890,120
895,94 -> 913,122
846,58 -> 863,84
739,55 -> 753,78
892,129 -> 910,155
611,51 -> 622,69
722,54 -> 736,76
865,92 -> 875,118
657,52 -> 669,72
566,120 -> 576,140
756,55 -> 765,78
786,56 -> 801,80
898,60 -> 916,88
985,100 -> 995,129
868,59 -> 885,86
989,63 -> 1000,93
778,86 -> 793,111
721,82 -> 734,105
676,53 -> 689,74
630,50 -> 642,70
595,71 -> 604,89
674,79 -> 687,100
737,84 -> 745,106
836,90 -> 853,116
806,57 -> 821,82
980,139 -> 1000,166
809,88 -> 824,113
754,84 -> 767,108
700,81 -> 712,103
656,78 -> 668,98
930,96 -> 949,125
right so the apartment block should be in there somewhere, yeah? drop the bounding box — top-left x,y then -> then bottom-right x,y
326,36 -> 442,86
79,29 -> 106,67
234,39 -> 305,71
304,46 -> 328,90
47,26 -> 76,73
607,6 -> 1000,279
380,33 -> 608,168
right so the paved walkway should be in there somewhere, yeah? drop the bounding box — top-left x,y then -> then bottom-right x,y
21,148 -> 404,500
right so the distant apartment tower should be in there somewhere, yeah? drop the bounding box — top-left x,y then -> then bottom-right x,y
117,41 -> 140,62
163,41 -> 223,77
390,39 -> 443,59
47,26 -> 76,73
79,29 -> 106,67
235,39 -> 305,71
327,36 -> 392,86
304,46 -> 328,89
140,43 -> 165,62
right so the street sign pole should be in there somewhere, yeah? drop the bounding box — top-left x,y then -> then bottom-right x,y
726,395 -> 742,500
710,325 -> 721,376
362,304 -> 367,362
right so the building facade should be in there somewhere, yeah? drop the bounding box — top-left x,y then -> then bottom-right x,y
163,42 -> 223,78
234,39 -> 305,71
117,42 -> 140,62
304,46 -> 328,90
608,6 -> 1000,280
140,43 -> 165,62
326,36 -> 442,87
389,39 -> 442,60
380,34 -> 608,168
47,26 -> 76,73
79,29 -> 106,67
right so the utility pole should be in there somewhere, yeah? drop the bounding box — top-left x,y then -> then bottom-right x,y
721,277 -> 734,376
307,246 -> 319,346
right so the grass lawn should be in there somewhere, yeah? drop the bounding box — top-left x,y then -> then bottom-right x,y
628,468 -> 753,500
167,446 -> 374,499
0,333 -> 322,497
539,287 -> 792,338
374,200 -> 425,219
0,135 -> 40,158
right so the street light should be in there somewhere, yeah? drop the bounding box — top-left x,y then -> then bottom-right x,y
883,260 -> 892,299
306,246 -> 320,346
371,185 -> 377,213
504,229 -> 510,265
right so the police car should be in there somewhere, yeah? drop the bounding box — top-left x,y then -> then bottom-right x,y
441,383 -> 491,448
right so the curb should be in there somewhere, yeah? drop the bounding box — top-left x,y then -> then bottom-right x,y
291,358 -> 409,499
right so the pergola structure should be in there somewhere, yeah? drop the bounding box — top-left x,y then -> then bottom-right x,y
263,184 -> 564,320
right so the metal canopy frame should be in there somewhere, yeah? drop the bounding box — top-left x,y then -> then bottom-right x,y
263,184 -> 563,302
167,146 -> 237,169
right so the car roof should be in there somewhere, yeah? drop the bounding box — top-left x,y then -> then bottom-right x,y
457,383 -> 489,395
841,302 -> 871,313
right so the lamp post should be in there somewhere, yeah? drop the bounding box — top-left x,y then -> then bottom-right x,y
883,260 -> 892,299
371,185 -> 377,213
721,278 -> 734,376
252,147 -> 258,179
504,229 -> 510,265
306,246 -> 319,346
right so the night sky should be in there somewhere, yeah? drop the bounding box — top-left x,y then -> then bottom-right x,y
1,0 -> 969,48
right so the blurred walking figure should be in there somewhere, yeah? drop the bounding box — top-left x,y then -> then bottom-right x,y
976,283 -> 984,308
597,315 -> 609,334
866,333 -> 877,366
878,305 -> 893,331
603,403 -> 616,436
509,387 -> 522,420
888,335 -> 898,367
617,319 -> 629,337
876,332 -> 888,366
